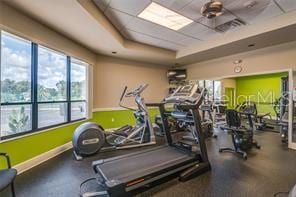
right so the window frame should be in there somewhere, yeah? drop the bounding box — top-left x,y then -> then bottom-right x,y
0,31 -> 89,140
199,80 -> 222,101
69,58 -> 88,121
213,80 -> 222,101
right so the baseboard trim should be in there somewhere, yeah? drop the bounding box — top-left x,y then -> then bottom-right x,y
14,142 -> 73,174
92,106 -> 159,112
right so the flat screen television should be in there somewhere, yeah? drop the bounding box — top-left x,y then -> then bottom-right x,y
167,69 -> 187,82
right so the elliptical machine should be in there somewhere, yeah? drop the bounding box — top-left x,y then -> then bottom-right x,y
72,84 -> 158,160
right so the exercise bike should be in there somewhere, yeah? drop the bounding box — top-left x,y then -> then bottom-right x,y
72,84 -> 158,160
219,109 -> 260,160
236,101 -> 273,131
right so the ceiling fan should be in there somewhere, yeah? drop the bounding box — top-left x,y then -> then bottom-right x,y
199,0 -> 272,32
200,0 -> 224,19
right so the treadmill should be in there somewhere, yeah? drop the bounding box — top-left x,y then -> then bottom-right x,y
86,84 -> 211,197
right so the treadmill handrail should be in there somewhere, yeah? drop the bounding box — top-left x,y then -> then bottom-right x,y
164,87 -> 206,107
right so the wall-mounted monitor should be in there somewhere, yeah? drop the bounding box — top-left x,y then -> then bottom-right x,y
167,69 -> 187,83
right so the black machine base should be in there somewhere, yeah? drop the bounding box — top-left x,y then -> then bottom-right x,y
179,162 -> 211,181
219,140 -> 260,160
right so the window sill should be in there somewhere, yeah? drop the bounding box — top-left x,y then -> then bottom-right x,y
0,118 -> 90,144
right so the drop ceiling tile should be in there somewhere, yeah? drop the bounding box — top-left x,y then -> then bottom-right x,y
127,30 -> 182,51
179,22 -> 219,40
93,0 -> 110,12
275,0 -> 296,12
250,1 -> 283,24
219,0 -> 243,7
107,0 -> 151,16
152,0 -> 193,11
197,9 -> 236,28
225,0 -> 272,23
105,8 -> 134,30
178,0 -> 204,21
126,18 -> 200,46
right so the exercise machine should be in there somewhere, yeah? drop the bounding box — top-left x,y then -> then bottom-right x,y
155,90 -> 215,139
199,100 -> 216,138
219,109 -> 260,160
213,100 -> 227,128
154,104 -> 184,137
274,95 -> 289,143
81,84 -> 211,197
274,77 -> 290,143
72,84 -> 157,160
236,101 -> 274,131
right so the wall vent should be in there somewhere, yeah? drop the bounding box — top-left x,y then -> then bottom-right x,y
215,18 -> 246,32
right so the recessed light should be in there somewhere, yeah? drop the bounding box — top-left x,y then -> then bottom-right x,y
248,44 -> 255,47
112,51 -> 117,54
233,60 -> 242,64
138,2 -> 193,31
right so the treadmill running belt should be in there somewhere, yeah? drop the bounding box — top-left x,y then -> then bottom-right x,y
97,146 -> 195,183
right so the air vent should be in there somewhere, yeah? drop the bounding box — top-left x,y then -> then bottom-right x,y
215,18 -> 246,32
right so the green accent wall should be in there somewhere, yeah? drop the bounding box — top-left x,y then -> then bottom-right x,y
0,108 -> 160,168
92,108 -> 160,129
235,72 -> 288,116
0,122 -> 81,168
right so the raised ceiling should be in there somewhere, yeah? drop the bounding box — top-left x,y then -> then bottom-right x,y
94,0 -> 296,51
2,0 -> 296,66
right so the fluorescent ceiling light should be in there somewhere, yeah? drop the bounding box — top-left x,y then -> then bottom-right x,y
138,2 -> 193,31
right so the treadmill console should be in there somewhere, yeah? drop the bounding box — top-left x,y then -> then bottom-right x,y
165,84 -> 205,105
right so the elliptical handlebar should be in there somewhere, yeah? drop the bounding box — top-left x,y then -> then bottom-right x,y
119,84 -> 148,111
125,84 -> 148,97
120,86 -> 128,102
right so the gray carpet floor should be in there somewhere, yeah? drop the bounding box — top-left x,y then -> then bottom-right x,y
1,129 -> 296,197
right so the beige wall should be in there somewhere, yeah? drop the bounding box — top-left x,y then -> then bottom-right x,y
221,79 -> 236,88
0,2 -> 96,65
93,55 -> 168,109
185,41 -> 296,80
220,78 -> 236,95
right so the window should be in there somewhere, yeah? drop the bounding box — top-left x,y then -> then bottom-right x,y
1,32 -> 32,137
198,80 -> 221,101
198,80 -> 204,88
38,46 -> 67,102
205,80 -> 214,100
37,46 -> 68,128
70,58 -> 87,121
214,81 -> 222,100
0,31 -> 89,139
